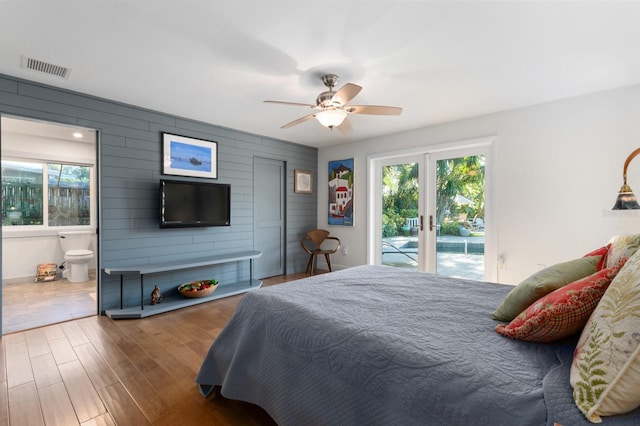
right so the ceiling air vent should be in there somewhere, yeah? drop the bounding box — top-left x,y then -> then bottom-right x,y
21,56 -> 71,79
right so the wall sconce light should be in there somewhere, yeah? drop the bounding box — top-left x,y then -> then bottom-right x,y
612,147 -> 640,210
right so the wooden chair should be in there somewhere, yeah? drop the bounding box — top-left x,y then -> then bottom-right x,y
300,229 -> 341,275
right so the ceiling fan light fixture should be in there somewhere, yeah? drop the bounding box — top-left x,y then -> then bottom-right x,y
316,109 -> 347,128
265,73 -> 401,133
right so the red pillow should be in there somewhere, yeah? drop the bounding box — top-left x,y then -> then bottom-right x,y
495,259 -> 624,342
583,244 -> 610,270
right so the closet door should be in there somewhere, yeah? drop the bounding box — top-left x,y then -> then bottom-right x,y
253,157 -> 285,278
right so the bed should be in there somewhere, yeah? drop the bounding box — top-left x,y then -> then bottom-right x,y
196,265 -> 640,425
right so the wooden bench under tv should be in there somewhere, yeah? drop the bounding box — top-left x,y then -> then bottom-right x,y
103,250 -> 262,319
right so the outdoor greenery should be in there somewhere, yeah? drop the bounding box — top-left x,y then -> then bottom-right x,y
48,164 -> 90,188
2,161 -> 91,226
436,155 -> 485,228
439,221 -> 462,236
382,156 -> 485,237
382,163 -> 419,237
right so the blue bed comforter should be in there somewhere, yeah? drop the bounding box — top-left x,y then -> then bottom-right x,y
196,265 -> 640,425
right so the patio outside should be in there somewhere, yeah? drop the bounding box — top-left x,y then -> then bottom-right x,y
382,234 -> 484,281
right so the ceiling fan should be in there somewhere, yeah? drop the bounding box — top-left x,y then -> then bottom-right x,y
264,74 -> 402,134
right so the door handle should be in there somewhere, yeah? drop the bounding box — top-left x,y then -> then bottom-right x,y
419,215 -> 424,231
429,215 -> 434,232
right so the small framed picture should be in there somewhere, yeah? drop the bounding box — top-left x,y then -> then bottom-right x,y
294,169 -> 313,194
162,132 -> 218,179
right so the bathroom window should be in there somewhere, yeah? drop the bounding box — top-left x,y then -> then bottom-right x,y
1,160 -> 92,227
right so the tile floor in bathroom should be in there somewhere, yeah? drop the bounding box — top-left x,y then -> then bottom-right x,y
2,274 -> 96,334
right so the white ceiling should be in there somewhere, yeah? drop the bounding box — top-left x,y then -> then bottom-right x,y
1,1 -> 639,149
1,116 -> 96,143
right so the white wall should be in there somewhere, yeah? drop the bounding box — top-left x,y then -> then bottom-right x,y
318,84 -> 640,284
2,130 -> 97,281
2,233 -> 97,282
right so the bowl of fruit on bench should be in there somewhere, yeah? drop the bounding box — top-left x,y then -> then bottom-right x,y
178,279 -> 219,298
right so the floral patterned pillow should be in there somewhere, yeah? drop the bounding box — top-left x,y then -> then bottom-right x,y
495,261 -> 623,343
570,248 -> 640,423
605,234 -> 640,269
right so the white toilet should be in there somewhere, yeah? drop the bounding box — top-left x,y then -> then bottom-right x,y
59,231 -> 94,283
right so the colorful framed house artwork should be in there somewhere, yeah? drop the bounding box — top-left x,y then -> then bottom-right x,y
328,158 -> 354,226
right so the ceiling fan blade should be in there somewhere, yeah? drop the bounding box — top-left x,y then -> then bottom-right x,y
331,83 -> 362,105
281,113 -> 316,129
337,117 -> 353,135
264,100 -> 316,108
346,105 -> 402,115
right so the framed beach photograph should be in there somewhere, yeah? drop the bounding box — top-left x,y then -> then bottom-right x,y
294,169 -> 313,194
162,132 -> 218,179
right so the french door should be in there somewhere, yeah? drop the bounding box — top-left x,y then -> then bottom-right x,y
372,144 -> 490,281
379,155 -> 424,271
427,149 -> 486,280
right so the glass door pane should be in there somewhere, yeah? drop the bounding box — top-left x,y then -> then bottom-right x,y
434,155 -> 485,280
381,160 -> 421,270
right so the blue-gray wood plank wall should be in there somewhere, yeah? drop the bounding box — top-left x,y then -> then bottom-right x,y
0,74 -> 317,315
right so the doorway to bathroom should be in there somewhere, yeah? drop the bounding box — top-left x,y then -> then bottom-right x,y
1,116 -> 98,334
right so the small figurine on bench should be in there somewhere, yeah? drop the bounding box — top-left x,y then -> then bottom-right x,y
151,285 -> 162,305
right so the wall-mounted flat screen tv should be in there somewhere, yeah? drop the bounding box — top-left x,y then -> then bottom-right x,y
160,179 -> 231,228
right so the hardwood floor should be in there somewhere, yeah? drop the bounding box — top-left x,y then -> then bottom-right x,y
0,271 -> 316,426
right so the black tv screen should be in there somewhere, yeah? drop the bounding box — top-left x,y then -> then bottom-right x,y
160,179 -> 230,228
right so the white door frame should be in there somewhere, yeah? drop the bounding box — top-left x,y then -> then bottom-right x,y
367,135 -> 497,281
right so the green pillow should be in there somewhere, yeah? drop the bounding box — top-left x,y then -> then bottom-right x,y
492,256 -> 600,322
